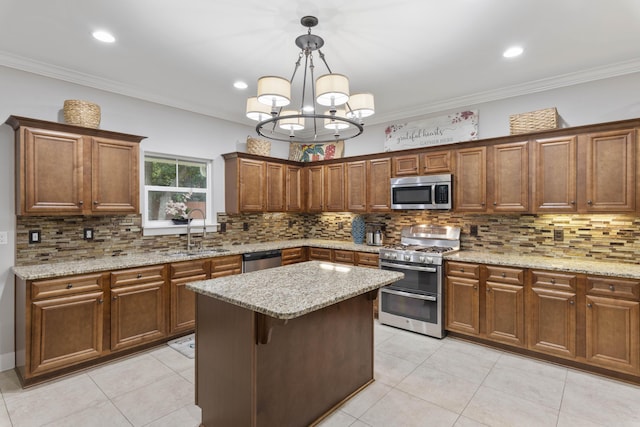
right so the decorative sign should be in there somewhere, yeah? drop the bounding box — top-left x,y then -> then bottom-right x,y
383,110 -> 479,152
289,141 -> 344,162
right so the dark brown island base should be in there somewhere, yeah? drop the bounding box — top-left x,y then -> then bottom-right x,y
187,261 -> 403,427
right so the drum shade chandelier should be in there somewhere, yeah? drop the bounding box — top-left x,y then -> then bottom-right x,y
245,16 -> 375,143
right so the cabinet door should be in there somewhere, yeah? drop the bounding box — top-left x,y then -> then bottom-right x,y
210,255 -> 242,278
309,247 -> 332,261
239,159 -> 265,211
307,165 -> 324,212
485,282 -> 525,347
454,147 -> 487,212
346,161 -> 367,212
31,291 -> 104,375
392,154 -> 419,176
170,275 -> 204,334
533,136 -> 577,212
445,276 -> 480,335
325,163 -> 345,211
333,250 -> 355,265
111,281 -> 166,351
490,141 -> 529,212
91,137 -> 139,214
585,295 -> 639,374
265,162 -> 285,212
421,150 -> 452,174
285,165 -> 303,212
22,127 -> 85,215
368,158 -> 392,212
281,247 -> 307,265
584,129 -> 635,212
528,287 -> 576,359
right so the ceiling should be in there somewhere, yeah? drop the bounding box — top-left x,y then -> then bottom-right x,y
1,0 -> 639,128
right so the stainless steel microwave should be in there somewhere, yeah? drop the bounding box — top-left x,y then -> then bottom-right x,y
390,174 -> 452,210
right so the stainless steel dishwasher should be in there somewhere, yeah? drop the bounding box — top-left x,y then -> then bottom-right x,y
242,249 -> 282,273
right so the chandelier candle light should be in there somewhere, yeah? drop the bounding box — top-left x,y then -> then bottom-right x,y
245,16 -> 375,143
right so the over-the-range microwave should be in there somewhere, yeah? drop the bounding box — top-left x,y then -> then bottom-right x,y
390,174 -> 452,210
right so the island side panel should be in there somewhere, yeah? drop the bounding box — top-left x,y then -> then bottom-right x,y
255,292 -> 374,426
196,294 -> 256,427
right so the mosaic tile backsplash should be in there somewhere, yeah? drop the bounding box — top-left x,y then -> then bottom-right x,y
15,211 -> 640,266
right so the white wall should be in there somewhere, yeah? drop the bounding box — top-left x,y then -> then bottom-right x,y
1,66 -> 639,371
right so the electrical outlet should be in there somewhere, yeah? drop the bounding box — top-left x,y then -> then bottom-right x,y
470,225 -> 478,236
337,221 -> 343,230
554,228 -> 564,241
84,228 -> 94,240
243,222 -> 249,231
29,230 -> 41,244
219,222 -> 226,233
0,231 -> 7,245
288,219 -> 294,228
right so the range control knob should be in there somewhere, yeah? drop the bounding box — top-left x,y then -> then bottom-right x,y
403,254 -> 411,261
418,255 -> 426,263
426,257 -> 434,264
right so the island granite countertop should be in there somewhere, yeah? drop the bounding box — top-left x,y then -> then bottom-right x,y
186,260 -> 404,320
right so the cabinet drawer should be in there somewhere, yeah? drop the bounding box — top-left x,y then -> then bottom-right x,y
111,265 -> 166,287
587,276 -> 640,300
281,247 -> 307,265
356,252 -> 379,268
446,262 -> 480,279
486,266 -> 524,285
530,270 -> 577,291
170,260 -> 209,279
31,273 -> 104,300
309,247 -> 332,261
333,250 -> 355,265
210,255 -> 242,278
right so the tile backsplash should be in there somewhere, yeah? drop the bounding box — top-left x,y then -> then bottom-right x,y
15,211 -> 640,266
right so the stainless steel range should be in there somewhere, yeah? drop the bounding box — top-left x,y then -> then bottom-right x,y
378,224 -> 461,338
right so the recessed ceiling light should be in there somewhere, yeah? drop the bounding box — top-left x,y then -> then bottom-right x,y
234,81 -> 248,89
503,46 -> 523,58
92,30 -> 115,43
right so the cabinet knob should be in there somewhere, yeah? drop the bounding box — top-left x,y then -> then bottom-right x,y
587,200 -> 593,205
137,273 -> 142,279
481,202 -> 485,206
550,278 -> 556,284
460,268 -> 465,273
78,200 -> 84,206
93,200 -> 99,205
98,298 -> 103,304
473,285 -> 477,290
570,200 -> 576,205
609,285 -> 615,291
501,272 -> 506,278
569,300 -> 575,305
487,288 -> 491,293
587,303 -> 592,308
66,283 -> 73,289
493,202 -> 497,206
112,296 -> 118,300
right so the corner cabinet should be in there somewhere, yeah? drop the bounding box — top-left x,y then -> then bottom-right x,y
6,115 -> 144,216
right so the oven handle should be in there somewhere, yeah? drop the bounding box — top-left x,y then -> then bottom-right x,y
380,261 -> 437,273
381,288 -> 437,301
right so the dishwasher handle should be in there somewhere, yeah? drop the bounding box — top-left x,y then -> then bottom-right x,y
242,249 -> 282,262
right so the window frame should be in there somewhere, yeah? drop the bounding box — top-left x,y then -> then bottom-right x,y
142,152 -> 214,236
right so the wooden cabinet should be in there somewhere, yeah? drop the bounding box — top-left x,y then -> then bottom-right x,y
392,154 -> 419,176
367,158 -> 392,212
285,165 -> 304,212
333,250 -> 356,265
421,150 -> 452,174
224,157 -> 265,213
488,141 -> 529,212
169,260 -> 209,335
7,116 -> 143,216
355,251 -> 379,268
582,129 -> 636,212
484,265 -> 525,347
110,265 -> 167,352
27,273 -> 105,377
307,165 -> 324,212
454,147 -> 487,212
585,276 -> 640,374
309,247 -> 332,261
533,135 -> 578,212
281,247 -> 307,265
265,162 -> 285,212
445,262 -> 480,335
346,161 -> 367,212
210,255 -> 242,278
527,270 -> 578,360
325,163 -> 345,211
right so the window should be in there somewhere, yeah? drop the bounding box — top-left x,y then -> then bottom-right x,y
143,154 -> 212,231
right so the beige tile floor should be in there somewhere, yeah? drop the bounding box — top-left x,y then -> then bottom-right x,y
1,321 -> 639,426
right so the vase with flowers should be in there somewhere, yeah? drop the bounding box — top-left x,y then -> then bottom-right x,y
165,192 -> 192,224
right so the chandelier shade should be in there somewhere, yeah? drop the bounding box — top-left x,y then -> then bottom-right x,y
245,16 -> 374,143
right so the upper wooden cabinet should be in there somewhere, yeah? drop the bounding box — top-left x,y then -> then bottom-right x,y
488,141 -> 529,212
421,150 -> 452,174
325,163 -> 345,211
224,157 -> 265,213
285,165 -> 304,212
346,160 -> 367,212
306,164 -> 324,212
392,154 -> 419,176
533,135 -> 579,213
265,162 -> 285,212
454,147 -> 487,212
7,116 -> 144,216
346,158 -> 391,213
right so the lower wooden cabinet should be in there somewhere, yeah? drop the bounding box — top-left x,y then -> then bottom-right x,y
169,259 -> 210,335
484,266 -> 525,347
333,249 -> 356,265
309,247 -> 332,261
281,247 -> 307,265
446,262 -> 480,335
210,255 -> 242,278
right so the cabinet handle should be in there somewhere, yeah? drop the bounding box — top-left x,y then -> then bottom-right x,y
93,200 -> 99,205
481,202 -> 485,206
137,273 -> 142,279
609,285 -> 615,291
570,200 -> 576,205
569,300 -> 575,305
501,272 -> 506,278
587,200 -> 593,205
66,283 -> 73,289
78,200 -> 84,206
487,288 -> 491,293
460,268 -> 465,273
98,298 -> 103,304
112,296 -> 118,300
550,278 -> 556,284
493,202 -> 497,206
587,303 -> 592,308
473,285 -> 477,290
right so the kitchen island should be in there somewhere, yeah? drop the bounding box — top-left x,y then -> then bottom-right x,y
187,261 -> 403,427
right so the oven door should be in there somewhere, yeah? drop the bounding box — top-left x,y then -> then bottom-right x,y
379,287 -> 444,338
379,261 -> 440,294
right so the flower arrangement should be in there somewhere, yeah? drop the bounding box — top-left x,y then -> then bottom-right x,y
165,192 -> 192,220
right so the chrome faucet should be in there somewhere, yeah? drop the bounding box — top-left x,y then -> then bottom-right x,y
187,208 -> 206,252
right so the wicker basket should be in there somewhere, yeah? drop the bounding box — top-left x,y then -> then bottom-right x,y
63,100 -> 101,128
509,107 -> 558,135
246,136 -> 271,156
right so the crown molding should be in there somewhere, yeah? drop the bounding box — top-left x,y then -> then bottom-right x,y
2,50 -> 640,127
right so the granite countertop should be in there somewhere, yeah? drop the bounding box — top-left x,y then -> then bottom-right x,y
12,239 -> 381,280
186,260 -> 403,320
445,251 -> 640,279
